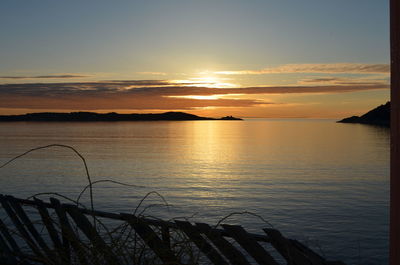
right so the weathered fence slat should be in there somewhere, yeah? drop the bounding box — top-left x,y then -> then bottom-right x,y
34,197 -> 66,263
0,218 -> 20,254
161,224 -> 171,248
0,232 -> 18,265
65,205 -> 119,265
121,213 -> 181,265
222,224 -> 279,265
7,196 -> 55,262
196,222 -> 251,265
263,228 -> 297,264
0,195 -> 45,260
290,239 -> 327,265
50,198 -> 88,265
0,232 -> 11,253
175,220 -> 229,265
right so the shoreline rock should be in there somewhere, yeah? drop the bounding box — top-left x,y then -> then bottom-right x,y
338,102 -> 390,127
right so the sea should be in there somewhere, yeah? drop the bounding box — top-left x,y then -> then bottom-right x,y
0,119 -> 389,264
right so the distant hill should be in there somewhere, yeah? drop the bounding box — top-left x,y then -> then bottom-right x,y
338,102 -> 390,127
0,111 -> 242,122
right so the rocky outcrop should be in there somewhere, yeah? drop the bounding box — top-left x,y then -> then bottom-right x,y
338,102 -> 390,127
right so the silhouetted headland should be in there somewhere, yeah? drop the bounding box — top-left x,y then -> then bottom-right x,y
338,102 -> 390,127
0,111 -> 243,122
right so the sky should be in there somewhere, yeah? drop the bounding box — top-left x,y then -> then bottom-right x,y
0,0 -> 390,118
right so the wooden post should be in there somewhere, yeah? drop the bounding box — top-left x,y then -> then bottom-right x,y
391,1 -> 400,264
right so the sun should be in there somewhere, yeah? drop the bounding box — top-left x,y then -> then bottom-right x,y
192,72 -> 237,88
169,71 -> 237,89
192,76 -> 219,84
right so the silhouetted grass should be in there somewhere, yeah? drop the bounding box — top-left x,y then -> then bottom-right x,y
0,144 -> 288,265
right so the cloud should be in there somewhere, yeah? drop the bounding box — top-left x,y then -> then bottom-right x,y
0,74 -> 92,79
299,77 -> 343,83
136,72 -> 167,76
298,76 -> 389,86
215,63 -> 390,75
232,84 -> 388,94
0,79 -> 389,110
0,95 -> 264,110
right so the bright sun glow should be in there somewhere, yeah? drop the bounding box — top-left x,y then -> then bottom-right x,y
192,76 -> 220,84
170,72 -> 237,88
167,72 -> 239,101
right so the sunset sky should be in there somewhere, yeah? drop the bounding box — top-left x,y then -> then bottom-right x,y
0,0 -> 390,118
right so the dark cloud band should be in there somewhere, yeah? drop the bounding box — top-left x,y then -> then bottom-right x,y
0,79 -> 389,110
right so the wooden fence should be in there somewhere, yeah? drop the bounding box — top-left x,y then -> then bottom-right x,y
0,194 -> 345,265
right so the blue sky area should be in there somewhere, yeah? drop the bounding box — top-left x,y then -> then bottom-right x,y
0,1 -> 390,118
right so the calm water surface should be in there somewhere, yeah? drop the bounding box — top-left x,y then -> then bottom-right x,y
0,119 -> 389,264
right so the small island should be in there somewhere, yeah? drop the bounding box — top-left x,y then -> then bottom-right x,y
220,115 -> 242,120
338,102 -> 390,127
0,111 -> 242,122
